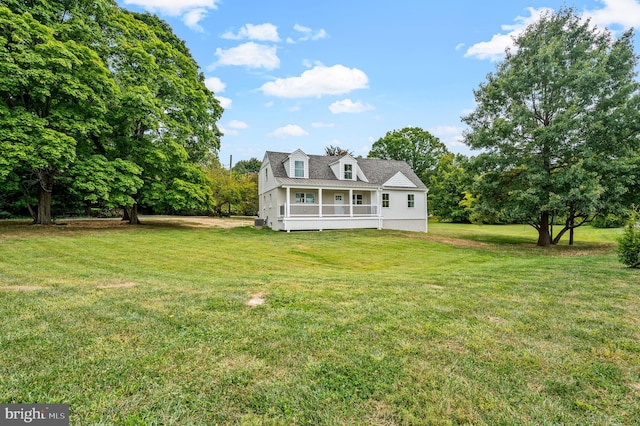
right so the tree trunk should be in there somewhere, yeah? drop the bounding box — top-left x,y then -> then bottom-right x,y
122,206 -> 131,221
128,203 -> 141,225
34,171 -> 54,225
569,224 -> 575,246
537,211 -> 551,247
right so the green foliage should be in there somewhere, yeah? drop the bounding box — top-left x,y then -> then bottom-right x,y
617,208 -> 640,268
592,213 -> 627,229
206,161 -> 258,216
428,153 -> 472,222
233,158 -> 262,175
368,127 -> 449,183
463,8 -> 640,246
0,2 -> 222,223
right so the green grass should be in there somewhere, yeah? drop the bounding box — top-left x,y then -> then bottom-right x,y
0,219 -> 638,425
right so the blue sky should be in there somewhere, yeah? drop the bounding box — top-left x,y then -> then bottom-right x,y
116,0 -> 640,164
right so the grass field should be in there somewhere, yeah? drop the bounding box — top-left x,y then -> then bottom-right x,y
1,219 -> 639,425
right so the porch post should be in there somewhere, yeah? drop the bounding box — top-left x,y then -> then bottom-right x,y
318,188 -> 323,218
349,188 -> 353,217
286,187 -> 290,218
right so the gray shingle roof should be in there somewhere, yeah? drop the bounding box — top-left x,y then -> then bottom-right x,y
265,151 -> 427,190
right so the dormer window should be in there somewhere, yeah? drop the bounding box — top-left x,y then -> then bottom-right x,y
294,160 -> 304,177
344,164 -> 353,180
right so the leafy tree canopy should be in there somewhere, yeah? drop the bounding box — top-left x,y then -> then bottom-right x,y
233,158 -> 262,175
368,127 -> 449,184
324,145 -> 353,156
462,8 -> 640,247
0,1 -> 223,224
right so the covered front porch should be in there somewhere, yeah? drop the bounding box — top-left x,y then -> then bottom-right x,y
277,185 -> 382,231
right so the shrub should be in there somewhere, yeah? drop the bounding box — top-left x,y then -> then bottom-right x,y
617,209 -> 640,268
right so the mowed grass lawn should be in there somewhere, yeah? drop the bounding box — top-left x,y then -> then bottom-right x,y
1,219 -> 639,425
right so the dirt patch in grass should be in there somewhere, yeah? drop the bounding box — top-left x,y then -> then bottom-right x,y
0,216 -> 254,238
427,235 -> 490,249
0,285 -> 44,291
142,216 -> 254,229
97,281 -> 137,289
246,292 -> 267,307
426,284 -> 445,290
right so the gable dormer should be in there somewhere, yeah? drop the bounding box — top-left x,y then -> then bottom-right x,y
282,149 -> 309,178
329,154 -> 368,182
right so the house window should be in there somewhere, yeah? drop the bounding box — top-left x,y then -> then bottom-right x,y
295,192 -> 315,204
264,168 -> 268,180
352,193 -> 363,205
382,193 -> 389,208
408,194 -> 415,208
294,160 -> 304,177
344,164 -> 353,180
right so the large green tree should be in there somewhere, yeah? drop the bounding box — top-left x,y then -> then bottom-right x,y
368,127 -> 449,184
0,1 -> 222,224
463,8 -> 640,247
104,11 -> 222,223
0,3 -> 119,224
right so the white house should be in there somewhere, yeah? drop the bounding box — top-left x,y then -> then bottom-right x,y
258,149 -> 428,232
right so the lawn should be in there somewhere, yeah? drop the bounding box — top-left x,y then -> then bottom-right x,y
1,219 -> 639,425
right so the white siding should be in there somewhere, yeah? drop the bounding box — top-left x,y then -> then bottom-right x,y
383,172 -> 417,188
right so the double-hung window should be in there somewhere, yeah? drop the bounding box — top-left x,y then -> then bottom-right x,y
294,160 -> 304,177
295,192 -> 315,204
344,164 -> 353,180
382,193 -> 389,208
407,194 -> 415,208
352,193 -> 363,205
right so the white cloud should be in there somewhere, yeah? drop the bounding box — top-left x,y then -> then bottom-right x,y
287,24 -> 328,43
228,120 -> 248,129
268,125 -> 309,138
218,125 -> 236,136
464,7 -> 552,61
123,0 -> 218,15
221,23 -> 280,42
294,24 -> 311,33
465,2 -> 640,61
585,0 -> 640,29
264,101 -> 275,107
183,8 -> 207,31
429,126 -> 466,148
215,96 -> 232,109
214,42 -> 279,69
455,43 -> 465,51
312,122 -> 335,128
204,77 -> 226,93
259,65 -> 368,98
429,125 -> 464,136
329,99 -> 375,114
288,105 -> 301,112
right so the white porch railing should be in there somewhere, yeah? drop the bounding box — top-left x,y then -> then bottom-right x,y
279,204 -> 378,217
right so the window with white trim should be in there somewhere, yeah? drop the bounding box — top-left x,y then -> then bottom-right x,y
408,194 -> 415,208
344,164 -> 353,180
352,193 -> 363,205
382,193 -> 389,208
294,160 -> 304,177
295,192 -> 315,204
